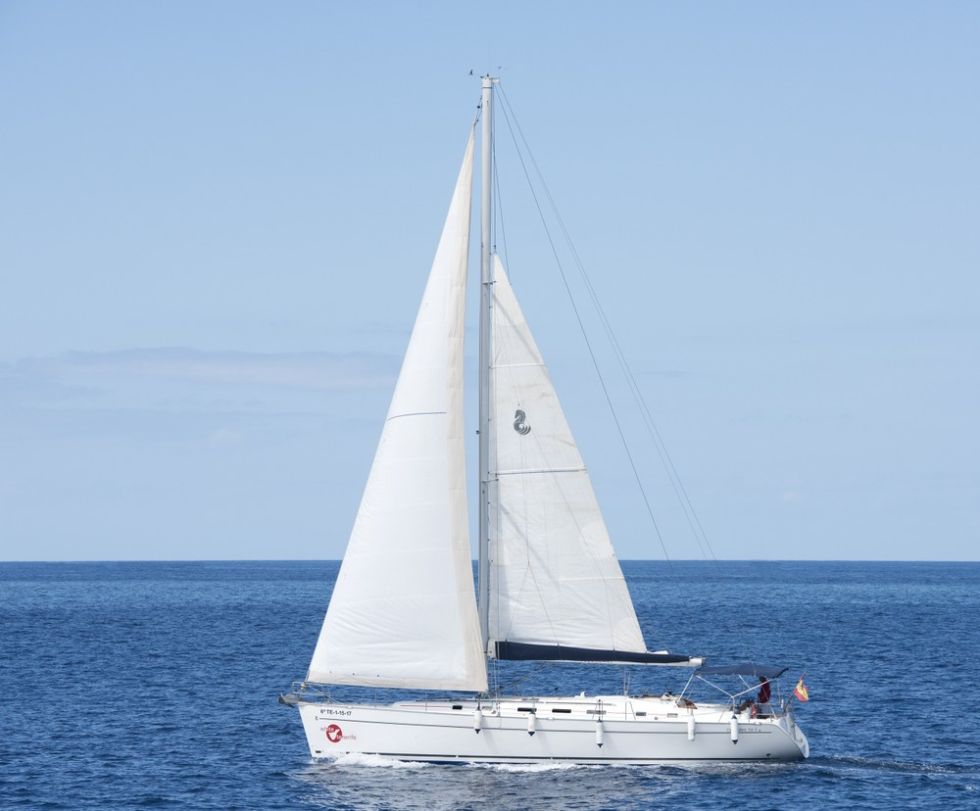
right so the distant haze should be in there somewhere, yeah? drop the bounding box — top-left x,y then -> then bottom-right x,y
1,2 -> 977,561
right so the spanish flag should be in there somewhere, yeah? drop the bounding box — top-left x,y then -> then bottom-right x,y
794,677 -> 809,702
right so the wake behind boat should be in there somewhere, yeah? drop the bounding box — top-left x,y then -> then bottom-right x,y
282,77 -> 809,764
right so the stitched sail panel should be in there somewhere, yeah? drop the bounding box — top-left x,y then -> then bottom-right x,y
488,257 -> 647,656
308,132 -> 486,691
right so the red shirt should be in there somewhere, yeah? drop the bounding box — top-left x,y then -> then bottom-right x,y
758,679 -> 772,703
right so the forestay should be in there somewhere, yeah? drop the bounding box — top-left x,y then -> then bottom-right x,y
307,132 -> 487,692
487,257 -> 649,657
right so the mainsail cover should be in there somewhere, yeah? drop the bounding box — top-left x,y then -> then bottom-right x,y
488,257 -> 649,657
308,132 -> 487,692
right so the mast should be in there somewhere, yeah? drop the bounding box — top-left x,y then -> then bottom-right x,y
477,75 -> 494,653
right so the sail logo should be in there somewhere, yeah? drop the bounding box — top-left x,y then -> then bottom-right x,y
513,409 -> 532,435
325,724 -> 344,743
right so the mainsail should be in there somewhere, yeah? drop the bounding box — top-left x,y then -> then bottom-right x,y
307,132 -> 487,691
487,257 -> 651,659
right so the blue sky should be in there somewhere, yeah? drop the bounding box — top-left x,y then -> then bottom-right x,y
1,1 -> 977,561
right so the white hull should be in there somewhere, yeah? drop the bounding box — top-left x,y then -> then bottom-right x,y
295,695 -> 809,764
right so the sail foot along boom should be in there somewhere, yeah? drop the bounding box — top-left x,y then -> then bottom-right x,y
494,641 -> 699,665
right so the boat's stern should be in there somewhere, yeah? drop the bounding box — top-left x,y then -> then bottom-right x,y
781,706 -> 810,759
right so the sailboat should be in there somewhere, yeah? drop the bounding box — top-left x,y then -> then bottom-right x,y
282,77 -> 810,764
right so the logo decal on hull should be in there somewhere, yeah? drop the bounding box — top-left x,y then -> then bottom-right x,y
325,724 -> 344,743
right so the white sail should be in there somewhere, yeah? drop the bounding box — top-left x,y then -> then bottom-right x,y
488,256 -> 647,655
308,132 -> 487,692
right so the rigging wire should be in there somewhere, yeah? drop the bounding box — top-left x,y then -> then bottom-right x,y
491,129 -> 511,272
495,89 -> 673,565
497,81 -> 719,564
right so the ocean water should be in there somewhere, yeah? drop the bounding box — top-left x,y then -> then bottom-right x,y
2,560 -> 978,810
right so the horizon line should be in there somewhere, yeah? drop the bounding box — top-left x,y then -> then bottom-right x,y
2,558 -> 977,565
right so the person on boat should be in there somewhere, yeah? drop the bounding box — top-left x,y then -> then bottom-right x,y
736,675 -> 773,715
757,676 -> 771,704
753,676 -> 772,716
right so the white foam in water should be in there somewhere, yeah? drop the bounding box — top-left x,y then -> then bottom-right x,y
328,752 -> 430,770
470,761 -> 593,774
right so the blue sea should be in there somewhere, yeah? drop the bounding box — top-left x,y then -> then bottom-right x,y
2,561 -> 978,810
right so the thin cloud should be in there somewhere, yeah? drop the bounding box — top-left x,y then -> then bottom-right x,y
0,348 -> 399,412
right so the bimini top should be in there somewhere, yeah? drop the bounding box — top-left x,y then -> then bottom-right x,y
697,662 -> 788,679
